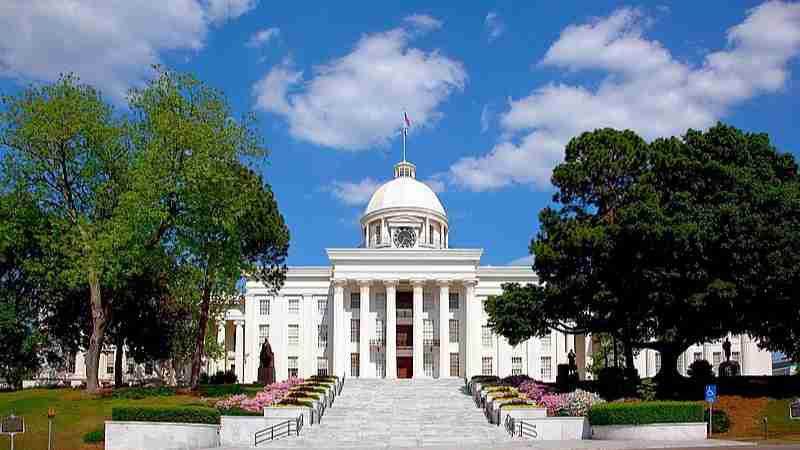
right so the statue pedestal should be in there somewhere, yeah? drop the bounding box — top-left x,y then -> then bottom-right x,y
718,361 -> 740,377
258,366 -> 274,385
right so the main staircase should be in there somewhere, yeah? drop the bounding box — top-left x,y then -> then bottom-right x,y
261,378 -> 513,448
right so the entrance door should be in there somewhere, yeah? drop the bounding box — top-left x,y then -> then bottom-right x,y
397,357 -> 413,379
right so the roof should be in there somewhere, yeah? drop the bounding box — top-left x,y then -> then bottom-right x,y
364,176 -> 446,217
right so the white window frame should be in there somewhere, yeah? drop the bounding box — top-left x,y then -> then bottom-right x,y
288,356 -> 299,378
259,297 -> 270,316
482,357 -> 493,376
540,356 -> 552,380
259,324 -> 270,344
512,357 -> 523,376
288,298 -> 300,314
449,319 -> 459,343
482,325 -> 493,347
288,324 -> 299,346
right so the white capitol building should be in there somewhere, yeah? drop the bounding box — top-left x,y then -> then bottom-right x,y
211,159 -> 773,384
62,158 -> 772,386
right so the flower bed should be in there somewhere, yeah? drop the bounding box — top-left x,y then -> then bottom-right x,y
216,377 -> 305,413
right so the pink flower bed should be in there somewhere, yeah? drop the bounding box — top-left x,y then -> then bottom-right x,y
216,377 -> 305,413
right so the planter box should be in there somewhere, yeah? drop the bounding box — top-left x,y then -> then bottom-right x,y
105,421 -> 219,450
264,406 -> 311,427
501,407 -> 548,422
220,416 -> 270,447
508,417 -> 591,440
591,422 -> 707,441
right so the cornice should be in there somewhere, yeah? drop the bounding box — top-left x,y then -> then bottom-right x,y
326,248 -> 483,262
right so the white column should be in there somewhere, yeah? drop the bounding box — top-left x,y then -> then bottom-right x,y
438,281 -> 450,378
412,280 -> 424,378
235,320 -> 244,383
385,280 -> 397,379
216,321 -> 226,374
359,280 -> 370,378
333,280 -> 346,377
302,294 -> 315,377
464,280 -> 478,378
575,334 -> 587,380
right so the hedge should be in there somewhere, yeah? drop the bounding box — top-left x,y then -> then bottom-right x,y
83,427 -> 104,443
588,402 -> 704,426
198,384 -> 244,398
111,386 -> 176,400
705,408 -> 730,433
112,406 -> 221,425
221,407 -> 263,417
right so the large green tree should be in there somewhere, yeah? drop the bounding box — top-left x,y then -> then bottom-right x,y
486,124 -> 800,386
127,70 -> 289,388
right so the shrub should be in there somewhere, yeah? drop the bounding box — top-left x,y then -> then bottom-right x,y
705,408 -> 730,433
221,407 -> 263,417
112,406 -> 221,425
111,386 -> 176,400
688,360 -> 715,382
596,366 -> 639,400
199,372 -> 210,385
83,426 -> 104,443
541,389 -> 605,417
198,384 -> 243,398
588,401 -> 704,425
636,379 -> 658,401
277,399 -> 313,408
208,370 -> 238,385
500,375 -> 532,387
471,375 -> 500,383
518,380 -> 549,403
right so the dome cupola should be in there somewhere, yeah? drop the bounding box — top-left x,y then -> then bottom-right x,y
360,160 -> 448,249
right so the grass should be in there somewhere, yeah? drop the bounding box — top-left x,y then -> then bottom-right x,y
0,388 -> 208,450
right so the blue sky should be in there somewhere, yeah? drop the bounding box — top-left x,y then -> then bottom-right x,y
1,1 -> 799,266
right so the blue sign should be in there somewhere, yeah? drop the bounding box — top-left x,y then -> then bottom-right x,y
705,384 -> 717,403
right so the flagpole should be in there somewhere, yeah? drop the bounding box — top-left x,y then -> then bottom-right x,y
402,127 -> 407,162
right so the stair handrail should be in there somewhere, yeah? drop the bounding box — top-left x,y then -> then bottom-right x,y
253,414 -> 303,446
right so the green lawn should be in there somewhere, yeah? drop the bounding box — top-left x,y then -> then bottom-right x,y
765,398 -> 800,441
0,388 -> 207,450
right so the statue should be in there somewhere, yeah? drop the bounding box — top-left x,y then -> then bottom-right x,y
257,338 -> 275,385
718,338 -> 740,377
567,349 -> 577,369
723,338 -> 732,362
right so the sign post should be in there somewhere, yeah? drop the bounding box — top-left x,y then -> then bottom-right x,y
1,414 -> 25,450
705,384 -> 717,437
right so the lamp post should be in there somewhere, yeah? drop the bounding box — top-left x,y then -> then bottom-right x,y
47,407 -> 56,450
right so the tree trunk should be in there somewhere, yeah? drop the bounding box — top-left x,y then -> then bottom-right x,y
653,342 -> 688,398
85,272 -> 109,393
114,336 -> 124,388
190,281 -> 212,389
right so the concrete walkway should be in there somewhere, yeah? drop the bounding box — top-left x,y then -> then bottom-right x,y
210,378 -> 750,449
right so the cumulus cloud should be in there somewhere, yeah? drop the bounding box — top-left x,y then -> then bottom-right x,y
247,27 -> 280,47
422,176 -> 446,193
327,178 -> 384,205
508,255 -> 535,266
404,14 -> 443,32
0,0 -> 257,101
450,1 -> 800,191
253,23 -> 466,150
485,12 -> 505,42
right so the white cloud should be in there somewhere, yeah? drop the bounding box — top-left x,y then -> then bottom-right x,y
327,178 -> 384,205
253,24 -> 466,151
485,12 -> 505,42
422,176 -> 446,193
404,14 -> 443,32
247,27 -> 280,47
204,0 -> 258,23
450,1 -> 800,191
480,104 -> 492,133
508,255 -> 535,266
0,0 -> 257,101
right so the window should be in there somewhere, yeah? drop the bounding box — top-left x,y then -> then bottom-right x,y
317,357 -> 328,376
423,319 -> 434,340
288,298 -> 300,314
259,325 -> 270,344
375,293 -> 385,310
126,361 -> 134,375
424,353 -> 434,377
732,351 -> 740,362
351,353 -> 360,377
482,357 -> 493,376
677,356 -> 685,375
317,297 -> 327,315
693,352 -> 703,361
288,324 -> 299,346
259,297 -> 270,316
106,352 -> 115,374
350,292 -> 360,309
66,354 -> 76,374
376,356 -> 386,378
449,319 -> 459,343
318,324 -> 328,349
288,356 -> 298,378
540,356 -> 552,380
423,293 -> 433,311
351,319 -> 360,343
450,353 -> 460,377
712,352 -> 722,367
512,357 -> 523,376
449,292 -> 459,310
375,319 -> 385,341
655,352 -> 662,374
429,225 -> 434,244
482,325 -> 493,347
145,362 -> 154,376
541,332 -> 551,350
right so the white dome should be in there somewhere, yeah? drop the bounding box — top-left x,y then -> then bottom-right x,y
364,176 -> 446,217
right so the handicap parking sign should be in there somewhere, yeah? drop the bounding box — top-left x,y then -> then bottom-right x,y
705,384 -> 717,403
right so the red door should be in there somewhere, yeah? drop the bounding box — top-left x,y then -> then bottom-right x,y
397,357 -> 413,379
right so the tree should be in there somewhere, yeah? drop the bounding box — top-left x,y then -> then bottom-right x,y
0,75 -> 144,392
127,70 -> 289,388
486,124 -> 800,387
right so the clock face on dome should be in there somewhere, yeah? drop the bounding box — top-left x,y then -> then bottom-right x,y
393,227 -> 416,248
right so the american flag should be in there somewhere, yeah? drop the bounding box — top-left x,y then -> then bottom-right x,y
403,112 -> 411,128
